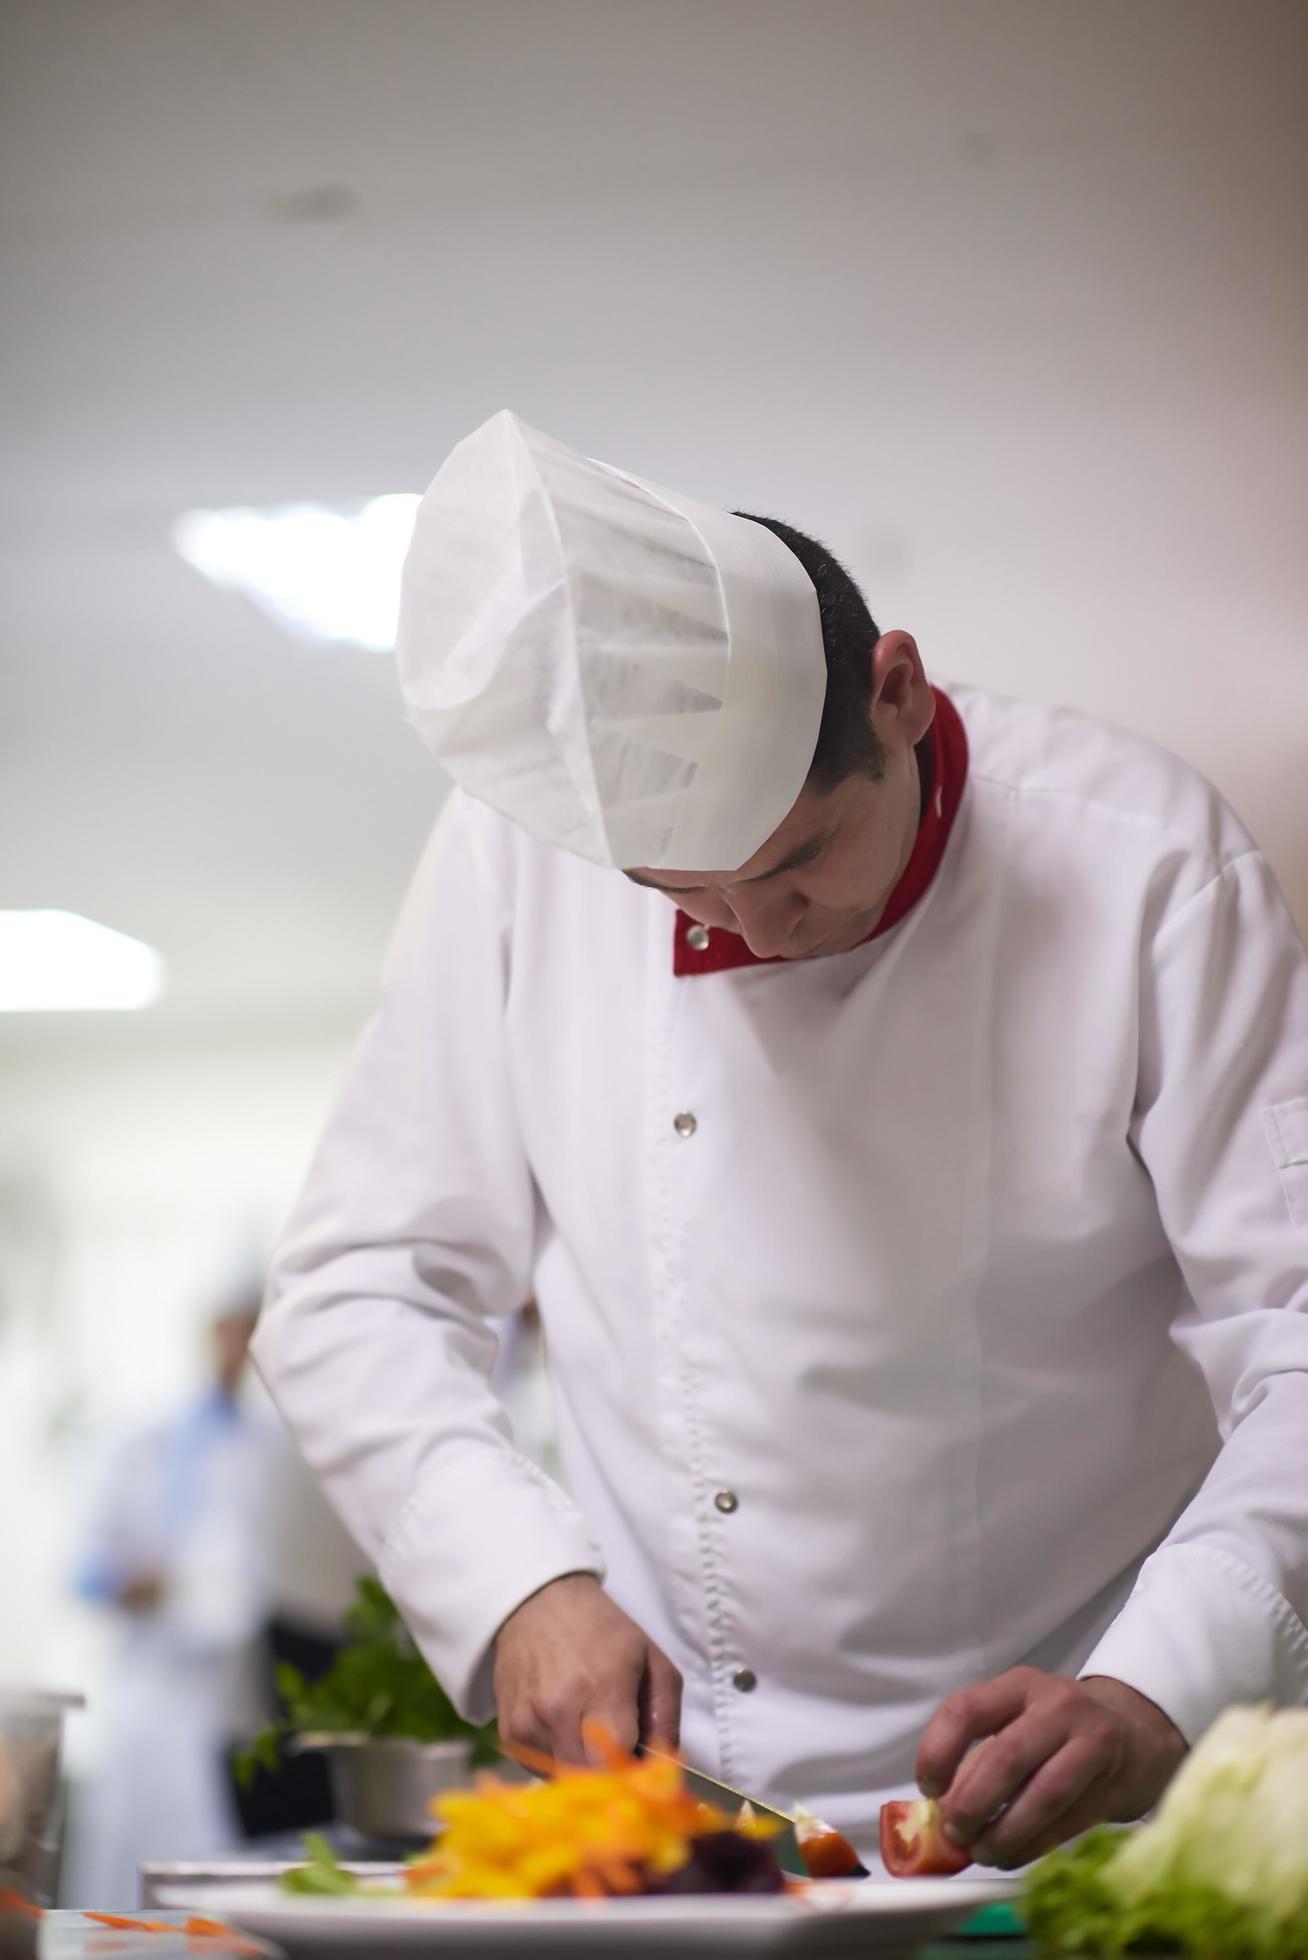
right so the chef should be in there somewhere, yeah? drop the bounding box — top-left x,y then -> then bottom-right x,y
69,1293 -> 273,1904
254,411 -> 1308,1867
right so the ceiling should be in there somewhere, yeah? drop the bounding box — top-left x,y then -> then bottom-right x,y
2,0 -> 1305,1060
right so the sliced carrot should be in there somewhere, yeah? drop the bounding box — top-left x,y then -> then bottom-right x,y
598,1860 -> 642,1894
0,1886 -> 43,1918
498,1736 -> 565,1779
578,1719 -> 634,1771
80,1912 -> 261,1951
85,1913 -> 194,1933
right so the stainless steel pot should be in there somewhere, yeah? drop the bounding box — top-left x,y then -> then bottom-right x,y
0,1688 -> 84,1909
292,1735 -> 475,1842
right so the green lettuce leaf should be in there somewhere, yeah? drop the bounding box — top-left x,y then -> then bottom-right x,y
1024,1707 -> 1308,1958
281,1833 -> 361,1896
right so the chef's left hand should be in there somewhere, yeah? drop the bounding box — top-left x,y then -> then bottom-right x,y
916,1669 -> 1187,1869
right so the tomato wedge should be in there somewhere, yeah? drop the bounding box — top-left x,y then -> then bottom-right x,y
798,1828 -> 867,1879
791,1804 -> 868,1879
879,1798 -> 972,1878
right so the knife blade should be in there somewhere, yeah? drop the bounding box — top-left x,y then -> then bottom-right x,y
641,1748 -> 807,1878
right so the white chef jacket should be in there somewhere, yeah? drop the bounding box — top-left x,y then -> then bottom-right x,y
254,682 -> 1308,1846
67,1397 -> 274,1905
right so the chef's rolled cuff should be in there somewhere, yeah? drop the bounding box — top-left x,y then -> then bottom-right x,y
1080,1543 -> 1308,1745
377,1444 -> 606,1723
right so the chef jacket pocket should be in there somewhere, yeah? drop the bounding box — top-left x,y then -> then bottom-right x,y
1265,1097 -> 1308,1237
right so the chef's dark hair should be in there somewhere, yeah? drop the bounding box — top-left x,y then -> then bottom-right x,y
733,514 -> 885,789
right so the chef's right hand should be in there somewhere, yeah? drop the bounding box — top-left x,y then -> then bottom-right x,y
492,1572 -> 681,1765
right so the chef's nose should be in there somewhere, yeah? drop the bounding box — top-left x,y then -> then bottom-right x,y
724,886 -> 807,958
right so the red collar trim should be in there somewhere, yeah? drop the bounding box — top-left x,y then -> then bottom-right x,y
672,685 -> 969,977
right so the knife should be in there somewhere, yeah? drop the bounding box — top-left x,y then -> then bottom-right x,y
640,1747 -> 808,1878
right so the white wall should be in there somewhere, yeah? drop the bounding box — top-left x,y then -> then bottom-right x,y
4,0 -> 1306,1034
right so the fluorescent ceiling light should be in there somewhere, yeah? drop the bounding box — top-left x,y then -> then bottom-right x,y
0,911 -> 166,1012
174,494 -> 420,651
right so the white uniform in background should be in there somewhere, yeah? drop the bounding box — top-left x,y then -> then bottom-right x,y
67,1396 -> 274,1905
255,679 -> 1308,1848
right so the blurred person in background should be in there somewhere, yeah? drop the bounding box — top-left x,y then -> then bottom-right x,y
64,1293 -> 274,1906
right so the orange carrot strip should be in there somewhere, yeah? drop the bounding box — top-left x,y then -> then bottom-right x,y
85,1914 -> 189,1933
0,1887 -> 43,1919
497,1737 -> 564,1779
578,1719 -> 630,1770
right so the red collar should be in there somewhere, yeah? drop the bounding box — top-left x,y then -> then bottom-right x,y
672,686 -> 969,977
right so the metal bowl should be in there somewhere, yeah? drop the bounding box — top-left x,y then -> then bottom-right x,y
292,1735 -> 476,1843
0,1688 -> 85,1908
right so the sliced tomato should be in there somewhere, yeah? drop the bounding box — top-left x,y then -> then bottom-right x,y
879,1798 -> 972,1878
798,1828 -> 867,1879
791,1803 -> 868,1879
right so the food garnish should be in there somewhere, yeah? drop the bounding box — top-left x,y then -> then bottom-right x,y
80,1911 -> 266,1951
1,1894 -> 255,1942
281,1833 -> 365,1896
0,1887 -> 41,1919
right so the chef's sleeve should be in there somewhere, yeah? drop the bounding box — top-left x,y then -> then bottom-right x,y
1079,849 -> 1308,1736
252,796 -> 605,1720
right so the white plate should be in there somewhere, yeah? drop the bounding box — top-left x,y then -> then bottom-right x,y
152,1868 -> 1019,1957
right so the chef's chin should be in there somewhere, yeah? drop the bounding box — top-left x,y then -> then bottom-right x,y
790,918 -> 876,959
783,934 -> 846,961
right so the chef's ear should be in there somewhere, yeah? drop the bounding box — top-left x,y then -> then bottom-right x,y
869,630 -> 935,749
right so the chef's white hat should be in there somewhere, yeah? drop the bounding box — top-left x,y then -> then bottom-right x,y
396,410 -> 827,871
